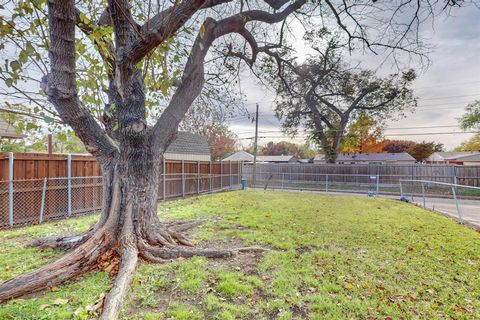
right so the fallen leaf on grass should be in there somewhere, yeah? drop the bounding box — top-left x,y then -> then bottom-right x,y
39,304 -> 50,310
388,295 -> 405,302
74,307 -> 83,316
52,298 -> 68,305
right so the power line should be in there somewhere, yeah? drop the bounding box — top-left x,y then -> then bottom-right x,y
239,131 -> 478,140
385,125 -> 459,130
235,125 -> 462,136
226,101 -> 475,122
420,93 -> 480,100
415,80 -> 480,90
384,131 -> 478,137
416,101 -> 475,108
228,93 -> 479,108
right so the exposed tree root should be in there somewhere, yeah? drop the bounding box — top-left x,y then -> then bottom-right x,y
27,227 -> 97,250
0,216 -> 269,320
0,230 -> 109,302
99,203 -> 138,320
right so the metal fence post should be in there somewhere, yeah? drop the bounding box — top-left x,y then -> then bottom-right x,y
67,154 -> 72,216
453,165 -> 457,185
181,160 -> 185,197
400,181 -> 404,198
282,173 -> 284,189
163,158 -> 166,200
376,174 -> 380,196
451,186 -> 463,222
240,161 -> 243,187
197,160 -> 200,194
8,152 -> 14,226
325,174 -> 329,193
220,160 -> 223,189
421,182 -> 426,208
209,160 -> 212,192
229,161 -> 232,190
40,178 -> 47,223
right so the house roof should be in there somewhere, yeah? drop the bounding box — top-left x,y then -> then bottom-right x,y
0,118 -> 25,139
339,153 -> 415,162
297,159 -> 311,163
223,150 -> 254,161
257,155 -> 295,162
427,152 -> 480,161
315,153 -> 415,162
452,153 -> 480,162
223,152 -> 296,162
165,132 -> 210,155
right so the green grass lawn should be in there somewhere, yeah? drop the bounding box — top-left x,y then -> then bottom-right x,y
1,190 -> 479,319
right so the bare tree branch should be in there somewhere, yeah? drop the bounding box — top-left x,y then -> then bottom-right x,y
150,0 -> 307,150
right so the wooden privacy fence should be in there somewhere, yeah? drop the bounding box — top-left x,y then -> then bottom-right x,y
243,163 -> 480,187
0,152 -> 242,228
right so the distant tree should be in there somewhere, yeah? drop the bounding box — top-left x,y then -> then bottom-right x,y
179,103 -> 237,160
0,133 -> 86,154
454,133 -> 480,152
243,144 -> 255,155
208,126 -> 237,160
340,115 -> 387,153
0,112 -> 86,153
460,100 -> 480,130
362,140 -> 390,153
383,140 -> 416,153
52,132 -> 87,154
260,141 -> 316,159
299,142 -> 317,159
267,32 -> 417,163
0,139 -> 44,153
407,141 -> 443,162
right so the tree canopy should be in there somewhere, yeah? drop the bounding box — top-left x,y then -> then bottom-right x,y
259,141 -> 316,158
264,32 -> 417,162
383,140 -> 416,153
406,141 -> 444,161
454,133 -> 480,152
460,100 -> 480,130
340,115 -> 388,154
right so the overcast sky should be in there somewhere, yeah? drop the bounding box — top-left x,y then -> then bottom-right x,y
230,7 -> 480,151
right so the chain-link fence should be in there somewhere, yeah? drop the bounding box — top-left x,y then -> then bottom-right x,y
243,168 -> 480,228
158,173 -> 240,200
246,172 -> 403,196
400,180 -> 480,226
1,172 -> 241,229
245,171 -> 480,197
0,177 -> 103,228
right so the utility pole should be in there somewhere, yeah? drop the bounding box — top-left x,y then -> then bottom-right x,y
252,103 -> 259,187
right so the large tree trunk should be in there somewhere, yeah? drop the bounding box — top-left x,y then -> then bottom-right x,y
0,148 -> 262,319
324,146 -> 338,164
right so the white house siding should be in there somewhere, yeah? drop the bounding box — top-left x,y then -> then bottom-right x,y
463,161 -> 480,166
164,153 -> 211,161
